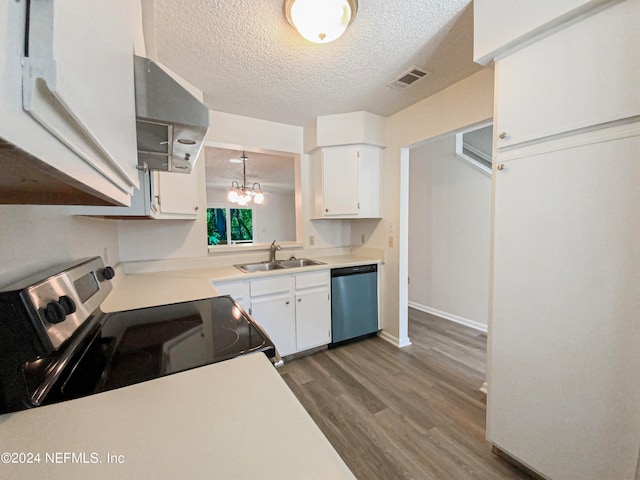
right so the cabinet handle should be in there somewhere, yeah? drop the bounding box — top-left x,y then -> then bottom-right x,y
325,208 -> 329,213
499,132 -> 507,140
497,164 -> 505,171
285,300 -> 290,305
194,206 -> 199,211
297,298 -> 302,302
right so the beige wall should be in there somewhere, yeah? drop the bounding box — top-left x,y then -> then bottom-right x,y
351,68 -> 495,345
408,133 -> 491,330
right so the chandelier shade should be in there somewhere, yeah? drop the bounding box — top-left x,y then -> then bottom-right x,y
227,152 -> 265,205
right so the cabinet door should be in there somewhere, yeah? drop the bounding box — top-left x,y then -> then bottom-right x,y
322,146 -> 360,216
357,145 -> 382,218
23,0 -> 139,197
154,170 -> 199,217
295,286 -> 331,352
488,134 -> 640,480
495,0 -> 640,150
251,293 -> 296,357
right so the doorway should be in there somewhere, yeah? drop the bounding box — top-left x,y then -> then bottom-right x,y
401,122 -> 493,346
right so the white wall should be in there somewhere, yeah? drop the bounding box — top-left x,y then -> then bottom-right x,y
408,134 -> 491,330
206,187 -> 296,243
118,110 -> 351,263
0,206 -> 120,287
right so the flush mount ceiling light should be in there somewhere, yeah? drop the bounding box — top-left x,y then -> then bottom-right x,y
227,152 -> 265,205
284,0 -> 358,44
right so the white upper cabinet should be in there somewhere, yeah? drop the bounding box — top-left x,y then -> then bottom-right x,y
311,144 -> 382,219
0,0 -> 138,206
494,0 -> 640,150
72,163 -> 201,220
150,170 -> 200,218
473,0 -> 600,64
322,146 -> 360,216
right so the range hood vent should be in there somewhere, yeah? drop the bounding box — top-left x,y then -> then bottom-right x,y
134,56 -> 209,174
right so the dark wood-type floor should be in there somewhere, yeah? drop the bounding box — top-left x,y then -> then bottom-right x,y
279,307 -> 532,480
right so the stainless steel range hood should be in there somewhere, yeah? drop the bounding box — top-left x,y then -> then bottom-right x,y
134,55 -> 209,174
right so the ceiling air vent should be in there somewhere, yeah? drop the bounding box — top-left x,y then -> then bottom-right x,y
387,65 -> 431,90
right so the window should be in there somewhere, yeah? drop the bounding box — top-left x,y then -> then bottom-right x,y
207,207 -> 253,245
455,124 -> 493,177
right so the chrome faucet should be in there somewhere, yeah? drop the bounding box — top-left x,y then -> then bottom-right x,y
269,240 -> 281,262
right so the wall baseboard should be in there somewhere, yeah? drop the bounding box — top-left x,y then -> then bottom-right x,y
408,302 -> 488,333
378,330 -> 412,348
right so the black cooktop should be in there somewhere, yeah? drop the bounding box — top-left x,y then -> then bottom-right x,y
21,296 -> 276,408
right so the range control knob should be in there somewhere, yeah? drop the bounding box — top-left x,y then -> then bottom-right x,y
58,295 -> 76,315
45,301 -> 67,324
102,266 -> 115,280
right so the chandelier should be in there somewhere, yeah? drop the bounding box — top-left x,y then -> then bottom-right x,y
227,152 -> 265,205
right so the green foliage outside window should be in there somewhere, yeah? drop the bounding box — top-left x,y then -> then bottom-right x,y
207,208 -> 227,245
230,208 -> 253,243
207,207 -> 253,245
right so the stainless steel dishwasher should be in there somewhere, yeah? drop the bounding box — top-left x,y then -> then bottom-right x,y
330,264 -> 379,346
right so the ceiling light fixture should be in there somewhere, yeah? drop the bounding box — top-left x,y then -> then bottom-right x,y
227,152 -> 265,205
284,0 -> 358,44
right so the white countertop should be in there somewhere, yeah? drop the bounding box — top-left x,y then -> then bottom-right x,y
0,354 -> 355,480
102,254 -> 381,312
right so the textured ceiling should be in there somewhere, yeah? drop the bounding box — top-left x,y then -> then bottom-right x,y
146,0 -> 482,126
205,147 -> 295,193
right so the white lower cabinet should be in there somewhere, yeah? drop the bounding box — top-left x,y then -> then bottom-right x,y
213,270 -> 331,357
295,271 -> 331,351
251,291 -> 297,357
213,280 -> 251,312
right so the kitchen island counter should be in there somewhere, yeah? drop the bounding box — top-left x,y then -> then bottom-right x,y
0,353 -> 355,480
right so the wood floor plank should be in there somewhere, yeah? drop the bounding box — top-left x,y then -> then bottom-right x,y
278,308 -> 533,480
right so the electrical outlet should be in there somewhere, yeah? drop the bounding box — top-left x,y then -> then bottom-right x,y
309,235 -> 315,246
361,233 -> 365,244
388,236 -> 394,248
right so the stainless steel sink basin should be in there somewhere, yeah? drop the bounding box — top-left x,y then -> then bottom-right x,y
234,262 -> 286,273
276,258 -> 327,268
234,258 -> 326,273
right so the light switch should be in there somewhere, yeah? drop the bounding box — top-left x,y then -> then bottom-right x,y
309,235 -> 315,246
388,236 -> 394,248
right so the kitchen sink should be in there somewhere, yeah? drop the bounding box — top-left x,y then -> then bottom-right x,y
234,258 -> 326,273
234,262 -> 286,273
276,258 -> 326,268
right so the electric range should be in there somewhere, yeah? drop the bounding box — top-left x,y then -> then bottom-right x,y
0,257 -> 279,415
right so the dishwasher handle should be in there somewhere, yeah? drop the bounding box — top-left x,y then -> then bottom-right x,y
331,264 -> 377,277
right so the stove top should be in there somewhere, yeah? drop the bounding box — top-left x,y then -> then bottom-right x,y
0,258 -> 278,414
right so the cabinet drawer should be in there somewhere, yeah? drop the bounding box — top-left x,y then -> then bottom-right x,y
496,0 -> 639,149
250,276 -> 293,297
295,271 -> 330,290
